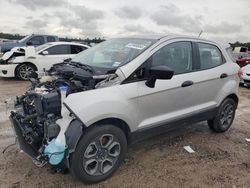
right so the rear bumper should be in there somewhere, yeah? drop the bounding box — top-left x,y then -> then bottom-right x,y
0,64 -> 17,77
9,112 -> 39,159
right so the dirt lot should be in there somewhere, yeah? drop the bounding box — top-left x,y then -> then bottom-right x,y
0,78 -> 250,188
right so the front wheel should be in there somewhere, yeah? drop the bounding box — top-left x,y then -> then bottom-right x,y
16,64 -> 36,80
208,98 -> 236,133
70,125 -> 127,183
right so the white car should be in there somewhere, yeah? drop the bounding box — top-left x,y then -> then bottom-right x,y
0,42 -> 89,80
10,35 -> 240,183
241,64 -> 250,86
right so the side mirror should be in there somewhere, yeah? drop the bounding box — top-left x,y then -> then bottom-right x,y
145,65 -> 174,88
42,50 -> 49,55
27,41 -> 33,46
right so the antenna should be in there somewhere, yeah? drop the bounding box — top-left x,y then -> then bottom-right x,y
198,30 -> 203,38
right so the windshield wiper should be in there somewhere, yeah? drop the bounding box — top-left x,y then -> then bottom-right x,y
69,61 -> 94,73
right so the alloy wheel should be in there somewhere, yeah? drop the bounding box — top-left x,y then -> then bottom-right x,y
83,134 -> 121,176
220,103 -> 234,129
19,65 -> 34,80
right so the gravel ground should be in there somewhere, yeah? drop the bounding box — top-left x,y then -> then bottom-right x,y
0,78 -> 250,188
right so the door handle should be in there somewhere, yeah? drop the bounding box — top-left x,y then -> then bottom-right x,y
220,73 -> 228,79
181,80 -> 194,87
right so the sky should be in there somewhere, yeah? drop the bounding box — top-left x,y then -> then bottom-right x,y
0,0 -> 249,43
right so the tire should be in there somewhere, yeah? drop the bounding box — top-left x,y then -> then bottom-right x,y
70,124 -> 127,183
239,83 -> 244,87
16,64 -> 36,80
208,98 -> 236,133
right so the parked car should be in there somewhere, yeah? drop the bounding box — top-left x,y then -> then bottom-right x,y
233,46 -> 248,53
236,53 -> 250,67
0,34 -> 59,53
240,64 -> 250,86
0,42 -> 90,80
10,35 -> 240,183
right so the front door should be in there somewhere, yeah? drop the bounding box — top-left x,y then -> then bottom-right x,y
36,44 -> 72,72
136,41 -> 200,129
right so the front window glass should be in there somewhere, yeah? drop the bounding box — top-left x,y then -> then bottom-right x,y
46,45 -> 70,55
18,35 -> 30,43
28,36 -> 45,45
72,38 -> 156,68
152,42 -> 193,74
35,43 -> 52,52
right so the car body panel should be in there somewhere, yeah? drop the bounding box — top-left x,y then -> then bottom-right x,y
0,64 -> 17,77
65,82 -> 139,131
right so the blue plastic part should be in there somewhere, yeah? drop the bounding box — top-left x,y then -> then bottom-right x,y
44,139 -> 65,165
59,85 -> 68,92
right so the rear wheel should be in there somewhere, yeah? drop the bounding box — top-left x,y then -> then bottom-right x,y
208,98 -> 236,133
70,125 -> 127,183
16,64 -> 36,80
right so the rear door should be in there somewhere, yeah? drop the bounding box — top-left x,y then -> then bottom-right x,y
188,42 -> 232,109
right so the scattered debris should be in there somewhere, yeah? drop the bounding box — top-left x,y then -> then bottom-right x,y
245,138 -> 250,142
184,145 -> 195,153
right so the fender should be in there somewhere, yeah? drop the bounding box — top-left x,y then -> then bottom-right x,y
215,77 -> 239,106
64,84 -> 139,132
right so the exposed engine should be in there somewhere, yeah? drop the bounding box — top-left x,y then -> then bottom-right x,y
10,61 -> 118,166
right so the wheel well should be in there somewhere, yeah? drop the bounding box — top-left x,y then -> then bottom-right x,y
91,118 -> 131,143
226,94 -> 239,108
15,62 -> 38,75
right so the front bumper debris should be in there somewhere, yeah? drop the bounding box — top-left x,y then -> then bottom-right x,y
9,111 -> 39,159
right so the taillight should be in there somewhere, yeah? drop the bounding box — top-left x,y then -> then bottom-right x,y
238,68 -> 243,79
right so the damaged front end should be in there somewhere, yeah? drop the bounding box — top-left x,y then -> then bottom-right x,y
9,61 -> 120,167
0,47 -> 26,64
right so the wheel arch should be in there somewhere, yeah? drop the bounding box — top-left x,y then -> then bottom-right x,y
90,118 -> 132,143
64,117 -> 131,169
225,93 -> 239,108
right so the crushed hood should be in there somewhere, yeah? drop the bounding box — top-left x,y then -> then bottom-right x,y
1,46 -> 36,61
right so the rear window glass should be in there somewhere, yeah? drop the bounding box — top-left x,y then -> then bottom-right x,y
47,36 -> 56,42
198,43 -> 223,69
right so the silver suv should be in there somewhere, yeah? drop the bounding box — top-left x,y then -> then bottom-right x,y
10,35 -> 240,183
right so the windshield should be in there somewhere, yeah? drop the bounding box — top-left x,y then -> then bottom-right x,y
72,38 -> 156,68
35,43 -> 52,52
18,35 -> 30,43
